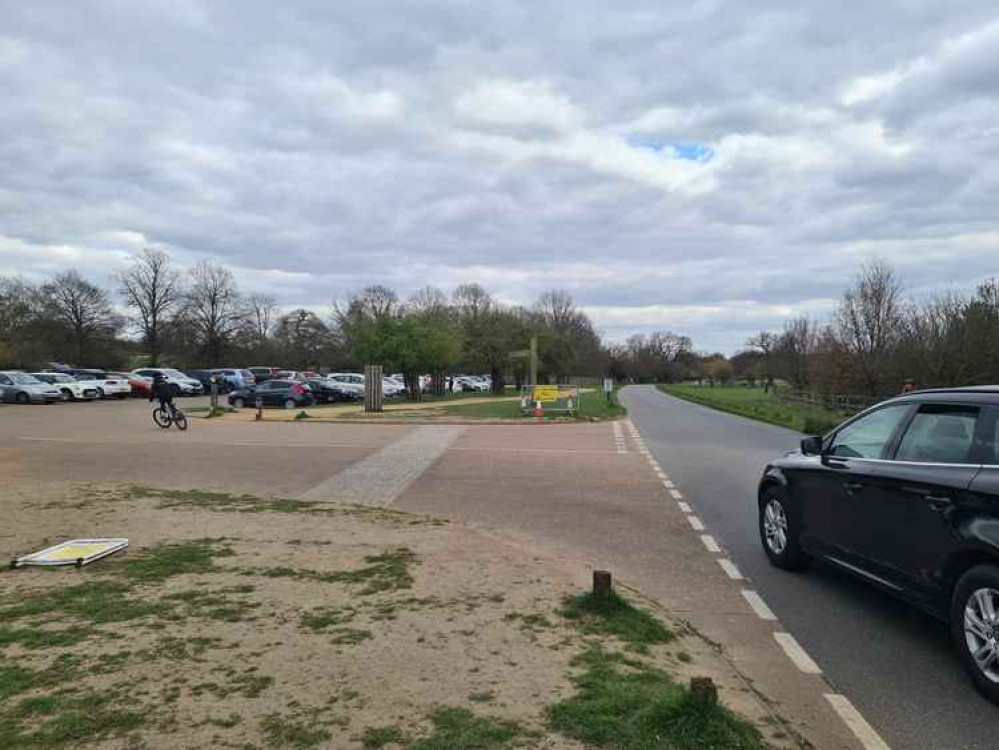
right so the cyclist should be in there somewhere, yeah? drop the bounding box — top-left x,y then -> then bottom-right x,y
149,373 -> 175,415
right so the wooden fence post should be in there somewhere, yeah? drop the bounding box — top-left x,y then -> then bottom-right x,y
364,365 -> 384,413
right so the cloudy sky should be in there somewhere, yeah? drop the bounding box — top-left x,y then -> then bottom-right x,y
1,1 -> 997,352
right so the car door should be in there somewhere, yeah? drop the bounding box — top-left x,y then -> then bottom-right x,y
854,403 -> 985,603
805,403 -> 914,565
265,382 -> 290,406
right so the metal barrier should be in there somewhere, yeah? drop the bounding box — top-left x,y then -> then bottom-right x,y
520,384 -> 581,416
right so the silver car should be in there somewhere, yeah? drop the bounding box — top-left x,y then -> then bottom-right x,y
0,371 -> 62,404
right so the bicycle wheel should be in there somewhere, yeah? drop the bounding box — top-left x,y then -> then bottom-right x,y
152,408 -> 172,429
173,410 -> 188,431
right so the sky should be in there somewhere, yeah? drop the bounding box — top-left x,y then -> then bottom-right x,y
1,1 -> 997,353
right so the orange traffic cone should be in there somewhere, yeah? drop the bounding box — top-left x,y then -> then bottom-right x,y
534,400 -> 544,420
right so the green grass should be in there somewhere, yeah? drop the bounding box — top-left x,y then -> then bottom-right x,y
0,686 -> 146,748
561,592 -> 673,653
443,390 -> 626,421
244,548 -> 416,595
658,384 -> 846,434
409,707 -> 528,750
547,647 -> 768,750
362,726 -> 406,748
261,712 -> 332,748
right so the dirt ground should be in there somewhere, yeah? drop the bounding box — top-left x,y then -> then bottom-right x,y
2,479 -> 793,750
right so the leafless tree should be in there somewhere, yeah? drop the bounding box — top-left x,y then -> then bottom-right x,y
42,270 -> 122,364
453,283 -> 492,321
245,293 -> 278,344
535,289 -> 576,334
118,248 -> 183,366
181,261 -> 243,365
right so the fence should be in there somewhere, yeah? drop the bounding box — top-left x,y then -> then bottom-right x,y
520,385 -> 581,415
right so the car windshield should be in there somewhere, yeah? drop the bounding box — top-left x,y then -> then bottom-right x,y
163,369 -> 187,378
11,373 -> 41,384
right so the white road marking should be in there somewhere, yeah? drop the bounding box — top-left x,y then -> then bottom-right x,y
774,632 -> 822,674
677,501 -> 692,513
742,590 -> 777,621
648,460 -> 661,470
718,558 -> 743,579
656,470 -> 668,479
669,489 -> 683,500
687,515 -> 705,531
663,479 -> 675,488
701,535 -> 721,553
825,694 -> 891,750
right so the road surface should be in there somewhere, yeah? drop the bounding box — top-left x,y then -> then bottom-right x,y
621,384 -> 998,750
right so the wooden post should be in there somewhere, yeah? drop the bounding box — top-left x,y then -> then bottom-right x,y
593,570 -> 613,598
690,677 -> 718,706
364,365 -> 384,413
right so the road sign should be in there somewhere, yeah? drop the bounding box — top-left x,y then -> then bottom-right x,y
12,538 -> 129,568
603,378 -> 614,393
532,385 -> 558,402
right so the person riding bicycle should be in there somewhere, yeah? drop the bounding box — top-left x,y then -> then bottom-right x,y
149,373 -> 174,413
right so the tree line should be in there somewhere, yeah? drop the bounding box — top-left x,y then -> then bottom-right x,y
731,260 -> 999,398
0,248 -> 686,395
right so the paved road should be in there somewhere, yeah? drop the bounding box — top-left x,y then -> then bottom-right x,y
622,385 -> 998,750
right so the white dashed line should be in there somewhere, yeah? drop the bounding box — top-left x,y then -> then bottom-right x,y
742,590 -> 777,621
687,515 -> 705,531
774,632 -> 822,673
648,460 -> 661,471
718,558 -> 743,579
656,470 -> 667,479
677,501 -> 692,513
700,535 -> 721,553
825,694 -> 891,750
663,479 -> 675,488
669,489 -> 683,500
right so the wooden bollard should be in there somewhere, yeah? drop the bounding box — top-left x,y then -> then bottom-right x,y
690,676 -> 718,706
593,570 -> 613,598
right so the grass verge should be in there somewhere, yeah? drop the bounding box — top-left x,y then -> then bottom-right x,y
443,390 -> 626,421
658,384 -> 846,434
561,591 -> 673,653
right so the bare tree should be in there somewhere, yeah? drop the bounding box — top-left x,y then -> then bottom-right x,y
408,286 -> 450,319
245,293 -> 278,344
453,283 -> 492,321
118,248 -> 183,366
181,261 -> 243,365
834,260 -> 905,395
42,270 -> 122,365
535,289 -> 576,334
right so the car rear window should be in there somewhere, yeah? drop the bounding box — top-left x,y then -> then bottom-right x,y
895,404 -> 979,464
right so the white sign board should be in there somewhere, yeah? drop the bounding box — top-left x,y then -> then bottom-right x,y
603,378 -> 614,393
12,538 -> 129,568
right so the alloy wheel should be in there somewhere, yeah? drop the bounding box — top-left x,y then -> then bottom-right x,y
763,498 -> 788,556
965,588 -> 999,683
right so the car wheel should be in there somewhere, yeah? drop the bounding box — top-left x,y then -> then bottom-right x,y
759,487 -> 809,570
232,397 -> 245,409
116,393 -> 127,400
97,387 -> 106,399
283,399 -> 296,410
15,392 -> 29,405
60,388 -> 73,402
952,566 -> 999,704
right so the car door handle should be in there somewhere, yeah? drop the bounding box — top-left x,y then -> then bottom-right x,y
843,481 -> 864,494
924,495 -> 953,512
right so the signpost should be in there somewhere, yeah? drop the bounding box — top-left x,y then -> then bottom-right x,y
603,378 -> 614,404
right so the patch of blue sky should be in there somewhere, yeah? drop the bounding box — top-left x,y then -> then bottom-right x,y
627,137 -> 714,163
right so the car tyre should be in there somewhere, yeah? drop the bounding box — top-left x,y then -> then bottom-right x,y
759,487 -> 809,571
952,565 -> 999,705
116,393 -> 127,400
97,387 -> 106,399
283,399 -> 296,410
15,391 -> 29,405
232,397 -> 245,409
60,389 -> 73,402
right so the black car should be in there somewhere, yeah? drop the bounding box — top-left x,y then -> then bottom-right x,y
759,387 -> 999,701
227,380 -> 314,410
306,379 -> 353,404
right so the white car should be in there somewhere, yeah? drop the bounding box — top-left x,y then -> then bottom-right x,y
65,369 -> 133,399
131,367 -> 204,396
30,372 -> 100,401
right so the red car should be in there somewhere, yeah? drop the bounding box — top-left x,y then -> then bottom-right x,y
111,372 -> 152,397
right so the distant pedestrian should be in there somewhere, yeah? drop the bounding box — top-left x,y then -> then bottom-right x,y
448,375 -> 454,394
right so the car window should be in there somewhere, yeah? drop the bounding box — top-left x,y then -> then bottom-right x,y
11,373 -> 41,384
0,375 -> 11,385
829,404 -> 910,459
895,405 -> 979,464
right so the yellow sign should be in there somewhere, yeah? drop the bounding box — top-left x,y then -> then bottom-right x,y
13,538 -> 129,568
532,386 -> 558,402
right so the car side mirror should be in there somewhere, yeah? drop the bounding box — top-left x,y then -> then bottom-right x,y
800,436 -> 824,456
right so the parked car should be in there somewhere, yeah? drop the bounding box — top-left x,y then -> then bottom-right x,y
306,378 -> 353,404
758,387 -> 999,702
227,380 -> 314,410
184,369 -> 219,393
454,375 -> 488,393
248,366 -> 279,384
29,372 -> 99,401
130,368 -> 203,396
0,371 -> 62,404
111,371 -> 152,398
328,373 -> 366,399
213,369 -> 256,392
62,369 -> 132,399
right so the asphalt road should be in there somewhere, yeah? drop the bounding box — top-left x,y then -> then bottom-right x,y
621,384 -> 998,750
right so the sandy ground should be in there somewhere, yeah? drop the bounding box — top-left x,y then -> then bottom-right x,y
2,480 -> 793,749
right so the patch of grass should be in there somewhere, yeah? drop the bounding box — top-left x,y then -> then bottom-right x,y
245,548 -> 416,595
0,660 -> 37,701
330,628 -> 373,645
409,707 -> 527,750
301,606 -> 357,631
0,625 -> 91,650
111,538 -> 234,582
295,410 -> 312,420
362,725 -> 405,748
658,384 -> 849,434
504,612 -> 554,631
0,687 -> 146,748
561,592 -> 673,653
468,691 -> 495,703
676,651 -> 693,664
548,646 -> 768,750
0,579 -> 166,629
261,712 -> 332,749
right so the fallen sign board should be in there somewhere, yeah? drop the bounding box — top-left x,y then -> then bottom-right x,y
11,538 -> 128,569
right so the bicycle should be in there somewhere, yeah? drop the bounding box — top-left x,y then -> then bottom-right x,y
152,402 -> 188,431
